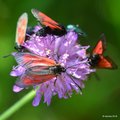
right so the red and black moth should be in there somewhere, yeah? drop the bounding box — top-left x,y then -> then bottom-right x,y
88,34 -> 117,69
14,52 -> 66,88
31,9 -> 67,36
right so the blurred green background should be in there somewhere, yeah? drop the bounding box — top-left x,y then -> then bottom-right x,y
0,0 -> 120,120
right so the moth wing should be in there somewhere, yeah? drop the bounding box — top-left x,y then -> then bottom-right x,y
97,56 -> 117,69
14,52 -> 56,68
16,13 -> 28,46
93,34 -> 106,55
15,71 -> 56,88
31,9 -> 62,30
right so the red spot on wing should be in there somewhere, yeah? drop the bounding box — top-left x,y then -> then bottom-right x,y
42,21 -> 62,30
98,56 -> 113,68
93,40 -> 103,55
93,34 -> 106,55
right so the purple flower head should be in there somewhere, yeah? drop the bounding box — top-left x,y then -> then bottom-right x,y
11,25 -> 94,106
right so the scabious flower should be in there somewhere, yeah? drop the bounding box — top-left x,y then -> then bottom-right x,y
10,25 -> 94,106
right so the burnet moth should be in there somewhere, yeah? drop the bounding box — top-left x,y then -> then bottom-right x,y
31,9 -> 67,36
14,13 -> 28,52
88,34 -> 117,69
14,52 -> 66,88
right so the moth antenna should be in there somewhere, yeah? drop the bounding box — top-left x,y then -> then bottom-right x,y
94,72 -> 100,81
3,54 -> 11,58
37,21 -> 42,27
66,58 -> 88,69
26,33 -> 31,37
66,72 -> 82,92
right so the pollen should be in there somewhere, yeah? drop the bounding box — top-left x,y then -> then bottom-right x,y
45,49 -> 51,55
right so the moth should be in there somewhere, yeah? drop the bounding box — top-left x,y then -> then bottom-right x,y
15,13 -> 28,52
14,52 -> 66,88
31,9 -> 67,36
88,34 -> 117,69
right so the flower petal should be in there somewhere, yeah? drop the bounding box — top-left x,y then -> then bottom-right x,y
32,90 -> 42,106
13,85 -> 24,92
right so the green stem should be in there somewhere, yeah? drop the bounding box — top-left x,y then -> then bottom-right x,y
0,90 -> 36,120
